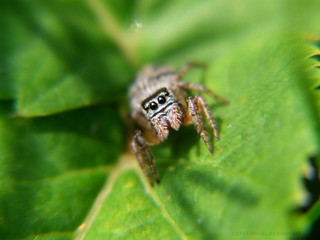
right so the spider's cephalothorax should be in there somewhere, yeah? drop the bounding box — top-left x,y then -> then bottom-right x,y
129,63 -> 228,185
141,87 -> 184,139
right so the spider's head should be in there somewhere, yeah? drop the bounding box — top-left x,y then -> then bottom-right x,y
142,88 -> 183,139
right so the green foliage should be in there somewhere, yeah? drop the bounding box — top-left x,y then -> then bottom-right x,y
0,0 -> 319,239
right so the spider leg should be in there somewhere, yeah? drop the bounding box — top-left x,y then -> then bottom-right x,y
186,96 -> 213,153
176,62 -> 207,79
179,81 -> 229,104
176,62 -> 228,104
131,130 -> 159,185
196,95 -> 220,141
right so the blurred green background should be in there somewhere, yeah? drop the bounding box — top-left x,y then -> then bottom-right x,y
0,0 -> 319,239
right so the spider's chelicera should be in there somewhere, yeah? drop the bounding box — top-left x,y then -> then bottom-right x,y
129,63 -> 228,185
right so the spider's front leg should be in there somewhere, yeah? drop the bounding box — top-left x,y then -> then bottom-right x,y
186,95 -> 219,154
176,62 -> 229,104
131,130 -> 159,185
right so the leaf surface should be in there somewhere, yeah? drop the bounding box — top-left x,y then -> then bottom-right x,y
0,0 -> 319,239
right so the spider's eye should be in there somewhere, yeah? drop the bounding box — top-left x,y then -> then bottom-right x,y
150,101 -> 158,110
163,90 -> 169,96
158,96 -> 166,104
143,105 -> 148,111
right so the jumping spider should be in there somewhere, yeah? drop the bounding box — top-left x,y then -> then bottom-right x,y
129,63 -> 227,185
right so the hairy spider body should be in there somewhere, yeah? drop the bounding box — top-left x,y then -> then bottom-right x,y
129,63 -> 227,185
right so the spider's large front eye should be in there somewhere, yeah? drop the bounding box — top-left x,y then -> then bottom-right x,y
150,101 -> 158,110
158,96 -> 166,104
163,90 -> 169,96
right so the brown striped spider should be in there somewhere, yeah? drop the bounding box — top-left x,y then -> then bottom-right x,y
129,63 -> 227,185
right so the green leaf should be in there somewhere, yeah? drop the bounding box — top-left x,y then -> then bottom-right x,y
75,34 -> 319,239
0,101 -> 125,239
0,1 -> 132,116
77,167 -> 185,239
1,0 -> 320,239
